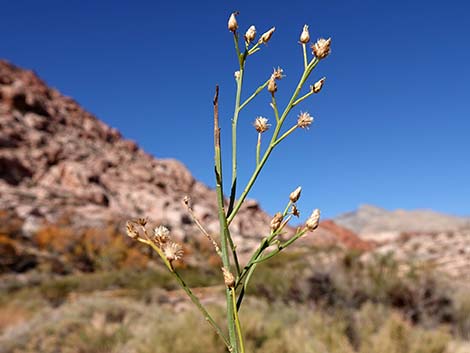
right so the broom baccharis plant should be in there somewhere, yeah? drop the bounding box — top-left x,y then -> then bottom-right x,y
125,12 -> 331,352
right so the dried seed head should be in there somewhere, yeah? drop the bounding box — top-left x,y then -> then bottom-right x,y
292,204 -> 300,217
234,70 -> 241,80
297,111 -> 314,129
222,267 -> 235,288
311,77 -> 326,93
228,12 -> 239,32
270,212 -> 283,231
271,67 -> 285,80
312,37 -> 332,60
154,225 -> 170,244
267,77 -> 277,94
260,27 -> 275,43
289,186 -> 302,203
137,217 -> 148,226
253,117 -> 270,133
300,24 -> 310,44
126,221 -> 139,240
306,209 -> 321,231
183,195 -> 191,206
245,25 -> 257,43
162,241 -> 184,261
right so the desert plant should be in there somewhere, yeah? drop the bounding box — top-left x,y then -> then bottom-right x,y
125,12 -> 331,352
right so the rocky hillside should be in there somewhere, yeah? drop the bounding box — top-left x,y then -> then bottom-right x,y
0,60 -> 364,274
335,204 -> 470,242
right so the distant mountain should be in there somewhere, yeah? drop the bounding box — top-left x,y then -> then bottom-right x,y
335,204 -> 470,241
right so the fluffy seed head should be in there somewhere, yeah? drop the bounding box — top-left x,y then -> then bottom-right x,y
267,77 -> 277,93
271,67 -> 285,80
253,117 -> 270,133
245,25 -> 257,43
162,242 -> 183,261
228,12 -> 239,32
222,267 -> 235,288
312,38 -> 332,59
311,77 -> 326,93
260,27 -> 275,43
300,24 -> 310,44
289,186 -> 302,203
270,212 -> 283,231
297,112 -> 314,129
306,209 -> 321,231
126,221 -> 139,239
154,225 -> 170,244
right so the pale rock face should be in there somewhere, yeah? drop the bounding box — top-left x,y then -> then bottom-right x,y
0,60 -> 276,255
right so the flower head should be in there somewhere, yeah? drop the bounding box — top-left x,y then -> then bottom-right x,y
162,241 -> 183,261
267,77 -> 277,94
270,212 -> 283,231
311,77 -> 326,93
300,24 -> 310,44
289,186 -> 302,203
126,221 -> 139,239
222,267 -> 235,288
260,27 -> 275,43
245,25 -> 257,43
253,117 -> 270,133
271,67 -> 285,80
297,112 -> 314,129
312,38 -> 331,59
228,12 -> 239,32
154,225 -> 170,244
306,209 -> 321,231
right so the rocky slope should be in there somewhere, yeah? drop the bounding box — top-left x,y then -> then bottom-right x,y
0,60 -> 363,274
335,204 -> 470,241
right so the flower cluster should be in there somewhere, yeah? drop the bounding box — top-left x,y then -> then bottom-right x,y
126,220 -> 183,262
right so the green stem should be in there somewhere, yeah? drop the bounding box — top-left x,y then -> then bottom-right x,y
271,94 -> 280,123
273,124 -> 298,147
213,86 -> 238,352
302,43 -> 308,70
174,270 -> 231,349
231,287 -> 246,353
239,79 -> 269,111
256,133 -> 261,166
253,228 -> 308,264
292,91 -> 314,107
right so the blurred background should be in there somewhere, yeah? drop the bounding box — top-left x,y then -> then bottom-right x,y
0,1 -> 469,352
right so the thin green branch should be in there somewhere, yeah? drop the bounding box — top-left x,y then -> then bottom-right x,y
292,91 -> 314,107
302,43 -> 308,70
273,124 -> 297,147
271,94 -> 280,123
239,79 -> 269,111
231,287 -> 246,353
213,85 -> 238,351
256,133 -> 261,166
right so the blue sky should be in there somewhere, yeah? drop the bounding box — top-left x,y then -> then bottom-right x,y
1,0 -> 469,218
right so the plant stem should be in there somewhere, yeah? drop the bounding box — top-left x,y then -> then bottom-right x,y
231,287 -> 246,353
292,91 -> 314,107
302,43 -> 308,69
273,124 -> 298,147
239,79 -> 270,111
271,94 -> 280,123
256,133 -> 261,166
213,86 -> 238,352
174,270 -> 231,349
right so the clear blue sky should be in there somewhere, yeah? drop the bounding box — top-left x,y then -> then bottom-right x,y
1,0 -> 469,218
